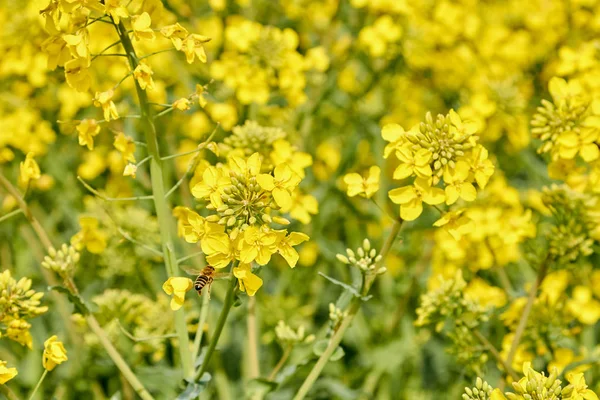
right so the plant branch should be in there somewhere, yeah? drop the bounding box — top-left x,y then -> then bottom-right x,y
191,289 -> 211,364
504,257 -> 550,372
473,330 -> 519,381
268,345 -> 292,381
293,219 -> 403,400
247,296 -> 260,379
194,270 -> 238,381
113,19 -> 193,378
78,176 -> 154,201
0,208 -> 23,224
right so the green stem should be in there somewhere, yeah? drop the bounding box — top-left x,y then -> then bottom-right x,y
268,345 -> 292,381
113,20 -> 193,378
28,369 -> 48,400
87,316 -> 155,400
194,272 -> 238,381
0,384 -> 20,400
504,257 -> 550,372
293,219 -> 403,400
192,290 -> 211,364
247,296 -> 260,379
0,208 -> 23,224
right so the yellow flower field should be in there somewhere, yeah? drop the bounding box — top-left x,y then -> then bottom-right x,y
1,0 -> 600,399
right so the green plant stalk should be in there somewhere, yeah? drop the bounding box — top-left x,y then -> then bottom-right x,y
192,290 -> 211,364
0,384 -> 20,400
113,20 -> 193,378
194,272 -> 238,381
87,316 -> 155,400
293,219 -> 403,400
504,257 -> 550,372
28,369 -> 48,400
247,296 -> 260,379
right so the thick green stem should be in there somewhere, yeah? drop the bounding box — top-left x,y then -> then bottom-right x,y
113,21 -> 193,378
194,273 -> 238,381
293,219 -> 403,400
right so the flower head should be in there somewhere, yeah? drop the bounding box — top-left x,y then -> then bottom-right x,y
19,152 -> 41,187
0,360 -> 18,384
162,277 -> 194,310
76,119 -> 101,150
343,166 -> 380,198
134,63 -> 155,91
94,89 -> 119,121
42,335 -> 68,371
233,263 -> 263,296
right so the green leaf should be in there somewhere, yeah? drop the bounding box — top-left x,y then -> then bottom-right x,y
49,285 -> 90,316
176,373 -> 211,400
313,339 -> 345,361
246,378 -> 278,397
318,272 -> 372,301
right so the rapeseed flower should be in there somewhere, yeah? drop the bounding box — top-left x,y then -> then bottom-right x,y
42,335 -> 68,371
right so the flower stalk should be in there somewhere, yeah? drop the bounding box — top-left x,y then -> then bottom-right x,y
112,19 -> 193,378
194,270 -> 238,381
293,219 -> 403,400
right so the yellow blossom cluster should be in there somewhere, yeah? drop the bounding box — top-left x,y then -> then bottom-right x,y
384,110 -> 495,221
175,151 -> 311,297
431,176 -> 536,282
210,18 -> 308,106
0,270 -> 48,349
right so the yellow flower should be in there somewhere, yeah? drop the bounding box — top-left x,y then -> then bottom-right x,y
289,193 -> 319,224
191,166 -> 231,207
173,98 -> 192,111
6,318 -> 33,349
270,139 -> 312,178
433,209 -> 473,240
238,225 -> 278,265
19,152 -> 41,187
490,389 -> 506,400
275,231 -> 310,268
42,335 -> 68,371
76,119 -> 101,150
389,178 -> 445,221
393,146 -> 432,180
567,286 -> 600,325
123,163 -> 137,178
113,132 -> 136,163
93,89 -> 119,121
71,216 -> 107,254
443,161 -> 477,205
64,57 -> 91,92
233,263 -> 263,296
381,123 -> 408,159
160,23 -> 189,50
162,277 -> 193,310
257,164 -> 302,211
0,360 -> 18,384
134,63 -> 155,91
343,165 -> 380,198
104,0 -> 129,24
470,146 -> 495,189
132,12 -> 155,41
564,372 -> 599,400
182,34 -> 211,64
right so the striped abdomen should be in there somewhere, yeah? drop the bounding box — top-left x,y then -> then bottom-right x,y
194,274 -> 213,295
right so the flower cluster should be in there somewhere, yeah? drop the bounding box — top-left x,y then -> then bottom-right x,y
42,244 -> 81,278
275,320 -> 314,347
211,19 -> 308,105
175,151 -> 311,297
0,270 -> 48,348
384,110 -> 495,221
531,77 -> 600,164
474,362 -> 599,400
336,239 -> 384,274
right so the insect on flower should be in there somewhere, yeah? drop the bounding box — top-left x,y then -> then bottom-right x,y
181,265 -> 229,298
